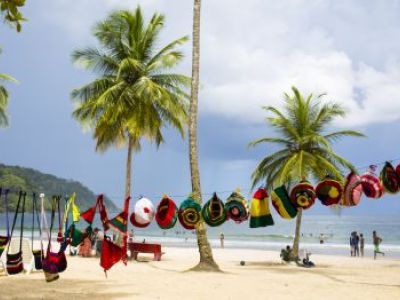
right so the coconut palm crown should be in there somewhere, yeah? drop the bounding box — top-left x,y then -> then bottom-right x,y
71,7 -> 190,153
250,86 -> 364,189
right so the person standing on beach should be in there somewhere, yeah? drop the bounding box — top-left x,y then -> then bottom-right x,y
360,234 -> 365,257
220,232 -> 225,248
354,232 -> 360,257
349,232 -> 355,257
373,231 -> 385,259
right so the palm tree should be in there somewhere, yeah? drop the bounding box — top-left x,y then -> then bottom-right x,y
188,0 -> 220,271
71,7 -> 190,199
249,86 -> 364,257
0,51 -> 17,127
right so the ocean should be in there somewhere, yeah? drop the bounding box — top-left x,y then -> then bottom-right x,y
1,213 -> 399,258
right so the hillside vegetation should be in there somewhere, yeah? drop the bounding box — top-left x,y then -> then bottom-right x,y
0,163 -> 118,212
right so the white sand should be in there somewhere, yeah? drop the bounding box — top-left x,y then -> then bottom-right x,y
1,247 -> 400,299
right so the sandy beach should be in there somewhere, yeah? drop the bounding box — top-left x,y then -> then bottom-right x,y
1,246 -> 399,300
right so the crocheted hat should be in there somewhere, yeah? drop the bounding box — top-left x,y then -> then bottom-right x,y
360,166 -> 383,198
225,189 -> 249,224
341,172 -> 363,207
290,181 -> 316,210
178,196 -> 202,230
380,162 -> 399,194
202,193 -> 226,227
155,195 -> 178,230
316,178 -> 343,206
249,188 -> 274,228
271,185 -> 297,219
130,197 -> 155,228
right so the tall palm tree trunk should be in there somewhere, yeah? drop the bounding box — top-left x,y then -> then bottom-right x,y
292,208 -> 303,258
125,136 -> 134,199
189,0 -> 220,272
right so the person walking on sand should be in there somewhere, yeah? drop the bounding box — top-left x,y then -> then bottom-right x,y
360,233 -> 365,257
373,231 -> 385,259
220,232 -> 225,248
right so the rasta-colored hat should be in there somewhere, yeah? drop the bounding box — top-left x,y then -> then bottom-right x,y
155,195 -> 178,230
341,172 -> 363,207
380,162 -> 400,194
130,197 -> 155,228
225,189 -> 249,224
178,196 -> 202,230
249,188 -> 274,228
271,185 -> 297,219
202,193 -> 227,227
316,177 -> 343,206
290,181 -> 316,210
361,166 -> 383,199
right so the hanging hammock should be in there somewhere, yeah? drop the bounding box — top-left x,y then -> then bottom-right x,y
130,196 -> 155,228
290,181 -> 316,210
316,177 -> 343,206
225,189 -> 249,224
155,195 -> 178,229
42,196 -> 67,276
341,172 -> 363,207
202,193 -> 226,227
0,188 -> 10,258
39,194 -> 59,282
360,166 -> 383,199
178,196 -> 202,230
249,188 -> 274,228
31,193 -> 43,270
6,191 -> 26,275
271,185 -> 297,219
380,162 -> 400,194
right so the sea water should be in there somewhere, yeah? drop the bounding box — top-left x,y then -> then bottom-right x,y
1,213 -> 399,258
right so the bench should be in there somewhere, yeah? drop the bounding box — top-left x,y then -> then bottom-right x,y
128,242 -> 164,261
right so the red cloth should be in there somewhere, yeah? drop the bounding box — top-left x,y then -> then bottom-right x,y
100,196 -> 130,273
81,206 -> 97,224
100,238 -> 123,272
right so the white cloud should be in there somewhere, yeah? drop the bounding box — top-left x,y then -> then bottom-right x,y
37,0 -> 400,127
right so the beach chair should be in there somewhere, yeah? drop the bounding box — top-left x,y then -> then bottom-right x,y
8,237 -> 34,274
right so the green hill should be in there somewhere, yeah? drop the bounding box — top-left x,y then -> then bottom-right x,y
0,163 -> 119,212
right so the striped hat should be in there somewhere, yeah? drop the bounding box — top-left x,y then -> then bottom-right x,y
202,193 -> 226,227
178,197 -> 202,230
130,197 -> 155,228
341,172 -> 363,207
155,195 -> 178,230
360,166 -> 383,199
225,189 -> 249,224
380,162 -> 400,194
290,181 -> 316,210
249,188 -> 274,228
316,178 -> 343,206
271,185 -> 297,219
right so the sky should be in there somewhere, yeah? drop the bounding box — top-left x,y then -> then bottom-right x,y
1,0 -> 400,215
